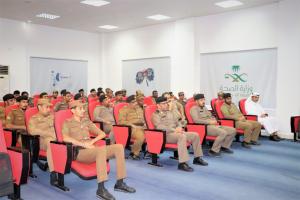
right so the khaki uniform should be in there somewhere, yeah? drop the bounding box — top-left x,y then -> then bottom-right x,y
28,113 -> 56,171
93,105 -> 116,143
170,101 -> 187,127
53,101 -> 69,112
6,109 -> 26,128
178,99 -> 186,108
118,105 -> 145,156
190,105 -> 236,152
62,117 -> 126,182
152,110 -> 203,163
0,107 -> 6,127
221,103 -> 261,143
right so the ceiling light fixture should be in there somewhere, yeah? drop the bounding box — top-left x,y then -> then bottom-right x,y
36,13 -> 60,20
80,0 -> 110,7
146,14 -> 171,21
215,0 -> 243,8
98,25 -> 118,30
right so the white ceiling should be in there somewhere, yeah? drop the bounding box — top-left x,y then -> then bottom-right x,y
0,0 -> 280,33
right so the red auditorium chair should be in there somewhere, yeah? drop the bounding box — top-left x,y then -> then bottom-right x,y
49,109 -> 109,191
184,101 -> 214,143
112,103 -> 132,148
186,97 -> 194,104
238,99 -> 259,121
50,98 -> 62,107
214,100 -> 244,141
144,105 -> 190,167
143,96 -> 155,106
0,122 -> 30,200
88,101 -> 102,130
24,107 -> 49,175
291,116 -> 300,141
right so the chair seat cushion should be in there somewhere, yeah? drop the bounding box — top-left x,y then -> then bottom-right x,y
71,161 -> 110,179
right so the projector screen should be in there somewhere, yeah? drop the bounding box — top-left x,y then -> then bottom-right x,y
30,57 -> 87,95
122,57 -> 171,96
200,48 -> 277,110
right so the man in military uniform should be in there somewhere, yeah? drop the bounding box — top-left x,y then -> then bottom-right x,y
62,100 -> 135,200
74,93 -> 89,118
51,90 -> 59,100
177,92 -> 187,107
118,95 -> 145,160
6,96 -> 28,131
93,95 -> 116,143
152,96 -> 208,172
28,99 -> 56,184
190,94 -> 236,156
114,91 -> 124,105
3,93 -> 16,107
136,92 -> 145,109
152,90 -> 158,104
53,91 -> 72,112
105,88 -> 114,99
21,91 -> 34,107
121,89 -> 127,97
221,93 -> 261,148
39,92 -> 49,99
217,91 -> 224,101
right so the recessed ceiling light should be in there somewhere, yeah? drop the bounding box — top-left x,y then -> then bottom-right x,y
215,0 -> 243,8
36,13 -> 60,20
98,25 -> 118,30
147,14 -> 171,21
80,0 -> 110,7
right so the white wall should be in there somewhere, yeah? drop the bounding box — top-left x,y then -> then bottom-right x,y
102,1 -> 300,137
0,18 -> 102,94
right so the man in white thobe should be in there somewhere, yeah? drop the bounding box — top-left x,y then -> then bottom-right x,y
245,92 -> 281,141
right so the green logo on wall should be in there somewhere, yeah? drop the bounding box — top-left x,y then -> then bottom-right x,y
224,65 -> 247,82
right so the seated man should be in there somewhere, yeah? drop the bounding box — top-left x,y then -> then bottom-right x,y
62,100 -> 135,200
3,93 -> 16,107
245,92 -> 281,141
6,95 -> 28,131
118,95 -> 145,160
177,92 -> 186,107
89,88 -> 97,99
190,94 -> 236,156
217,91 -> 224,101
28,99 -> 56,184
152,90 -> 158,104
53,91 -> 72,112
114,91 -> 124,105
221,93 -> 262,148
52,90 -> 59,100
39,92 -> 49,99
152,97 -> 208,172
94,95 -> 116,144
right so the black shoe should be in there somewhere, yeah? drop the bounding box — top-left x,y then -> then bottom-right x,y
208,150 -> 221,157
269,135 -> 280,142
221,147 -> 234,154
193,157 -> 208,166
128,153 -> 141,160
250,141 -> 261,145
114,181 -> 136,193
242,142 -> 252,149
178,163 -> 194,172
50,172 -> 58,186
97,183 -> 115,200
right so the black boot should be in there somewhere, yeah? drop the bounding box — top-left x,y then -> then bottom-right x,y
50,172 -> 58,186
193,157 -> 208,166
178,162 -> 194,172
114,179 -> 136,193
96,182 -> 115,200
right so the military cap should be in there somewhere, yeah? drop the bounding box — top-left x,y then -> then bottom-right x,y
156,96 -> 167,104
16,95 -> 28,102
223,93 -> 232,99
194,94 -> 205,101
126,95 -> 136,103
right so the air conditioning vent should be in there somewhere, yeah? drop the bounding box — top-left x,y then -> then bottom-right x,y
0,65 -> 8,75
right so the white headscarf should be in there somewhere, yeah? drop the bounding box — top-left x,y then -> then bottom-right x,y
245,92 -> 266,116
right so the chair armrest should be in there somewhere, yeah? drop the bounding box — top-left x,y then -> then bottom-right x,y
113,125 -> 132,148
93,120 -> 104,130
50,141 -> 73,174
7,147 -> 30,185
244,115 -> 258,121
186,123 -> 207,145
144,129 -> 166,154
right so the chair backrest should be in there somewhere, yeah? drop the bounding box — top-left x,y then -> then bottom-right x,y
239,99 -> 247,115
144,105 -> 158,129
215,100 -> 225,119
185,102 -> 197,123
88,101 -> 101,121
5,104 -> 19,116
113,103 -> 128,124
51,99 -> 62,107
186,97 -> 194,104
88,96 -> 98,103
122,97 -> 127,101
24,107 -> 39,130
0,122 -> 8,153
33,97 -> 39,107
54,110 -> 73,142
144,96 -> 155,106
210,98 -> 218,112
0,102 -> 4,107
